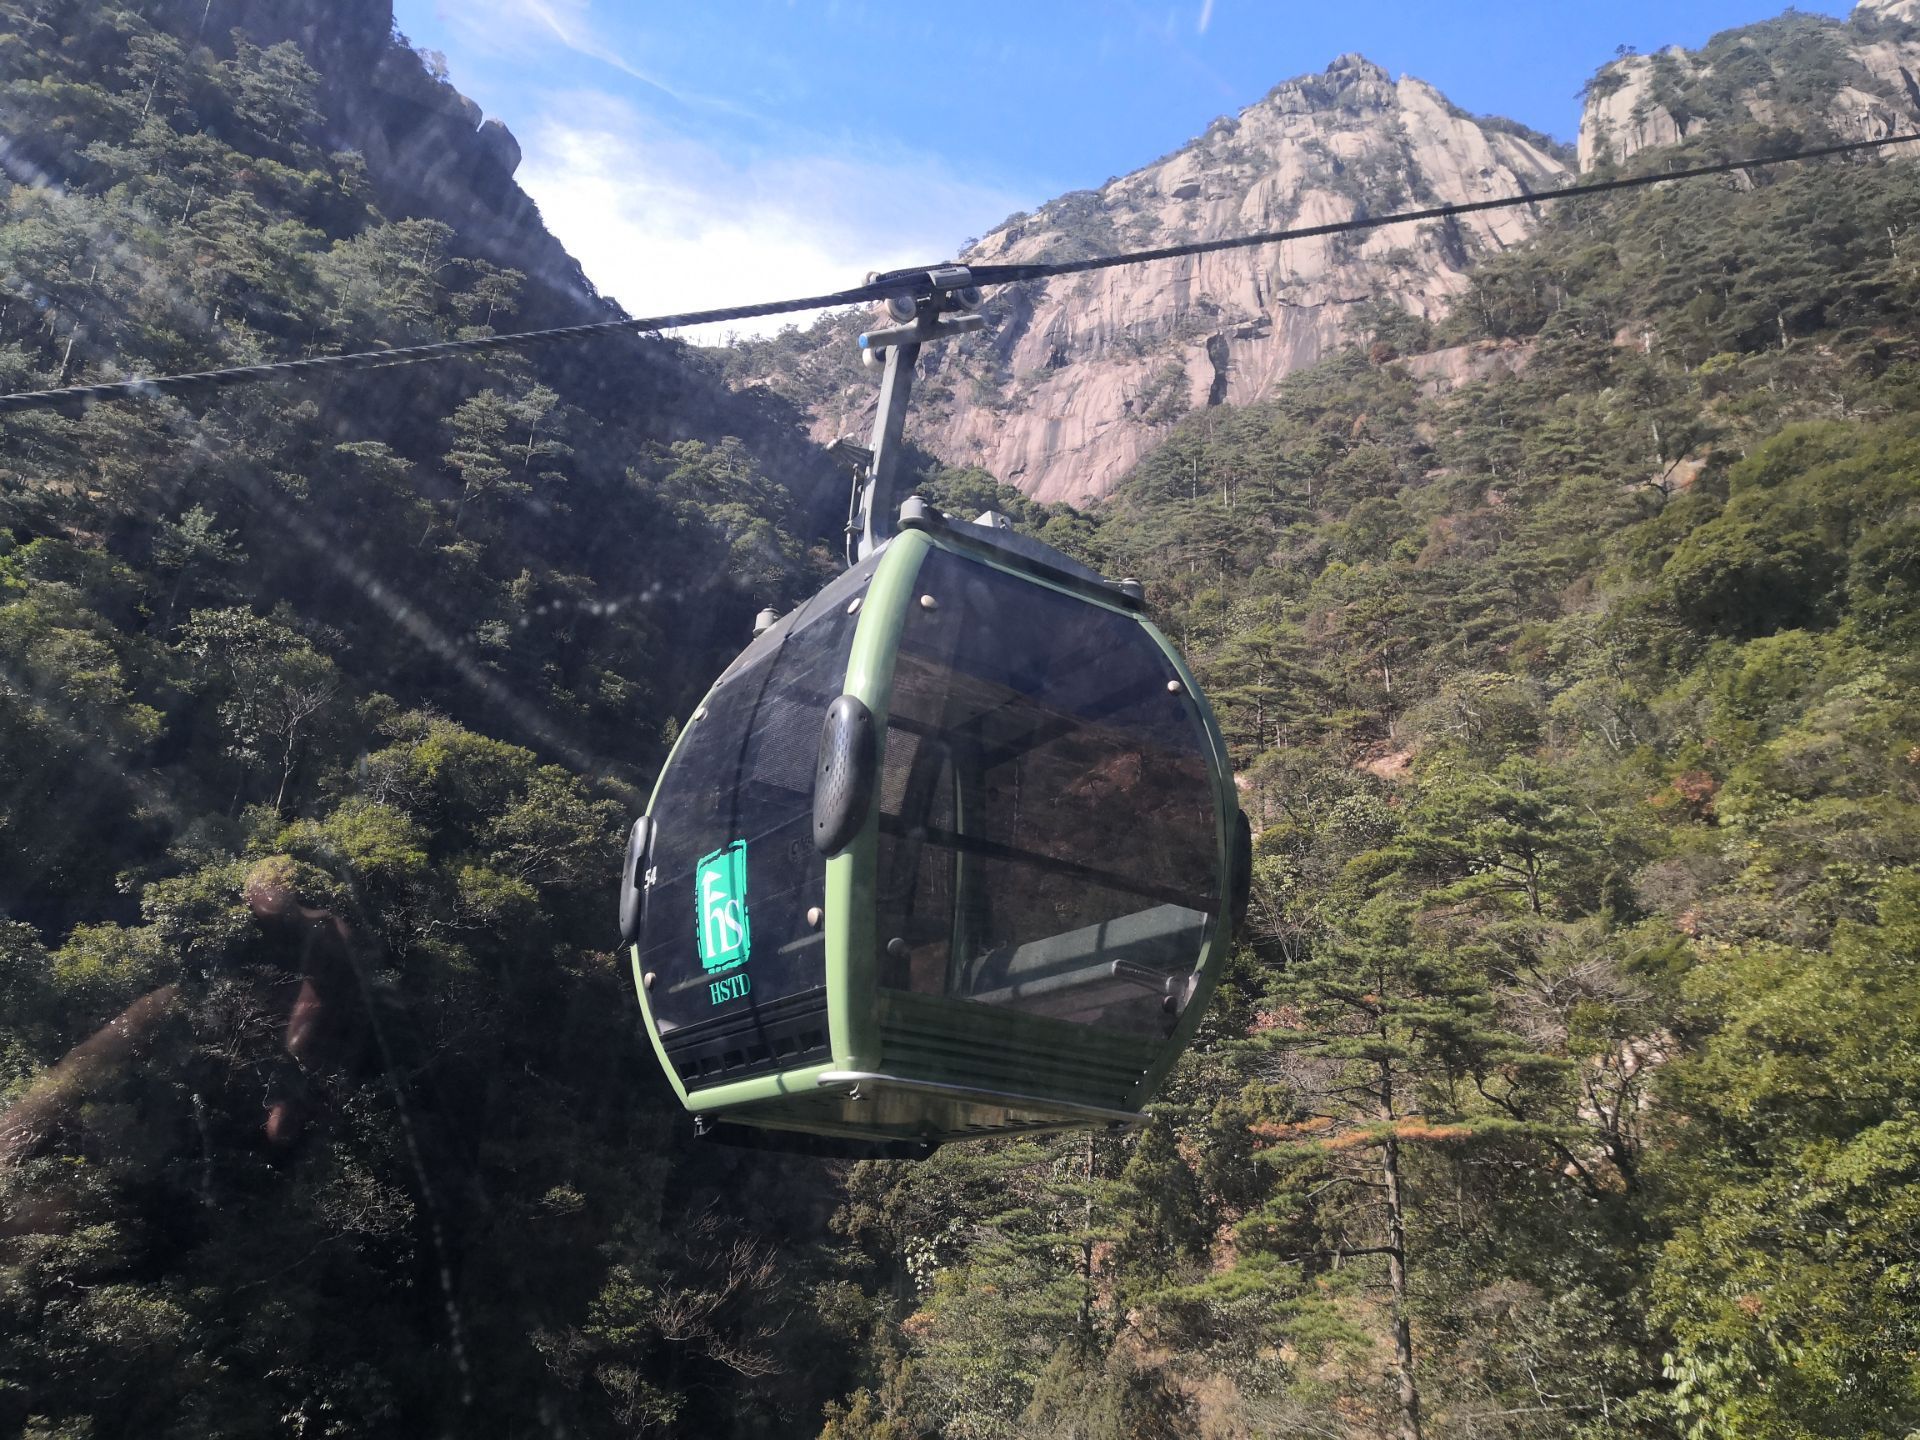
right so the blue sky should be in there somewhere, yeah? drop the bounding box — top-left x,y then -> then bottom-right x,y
389,0 -> 1855,338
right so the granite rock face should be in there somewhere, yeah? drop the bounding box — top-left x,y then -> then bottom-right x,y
1858,0 -> 1920,27
739,55 -> 1571,506
937,57 -> 1569,504
738,5 -> 1920,508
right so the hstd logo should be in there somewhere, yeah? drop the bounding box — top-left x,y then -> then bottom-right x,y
695,839 -> 750,975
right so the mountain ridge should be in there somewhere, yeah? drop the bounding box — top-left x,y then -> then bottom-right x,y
1579,1 -> 1920,169
723,4 -> 1920,507
724,52 -> 1571,505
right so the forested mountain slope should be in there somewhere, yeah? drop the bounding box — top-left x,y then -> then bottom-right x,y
1580,0 -> 1920,167
3,2 -> 1919,1439
0,3 -> 859,1435
811,17 -> 1920,1439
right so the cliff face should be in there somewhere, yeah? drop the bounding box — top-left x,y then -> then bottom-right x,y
1578,2 -> 1920,171
729,8 -> 1920,508
2,0 -> 847,534
733,56 -> 1570,506
189,0 -> 600,326
938,58 -> 1569,504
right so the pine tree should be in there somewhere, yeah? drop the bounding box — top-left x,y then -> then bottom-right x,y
1240,872 -> 1568,1440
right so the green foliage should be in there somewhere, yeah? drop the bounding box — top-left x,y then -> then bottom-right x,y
1663,418 -> 1920,639
0,4 -> 842,1437
178,606 -> 343,810
637,436 -> 823,599
5,4 -> 1920,1437
1651,875 -> 1920,1438
878,91 -> 1920,1435
1022,1343 -> 1194,1440
1132,361 -> 1190,428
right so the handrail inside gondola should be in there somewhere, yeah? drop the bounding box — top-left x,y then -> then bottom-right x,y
876,815 -> 1216,913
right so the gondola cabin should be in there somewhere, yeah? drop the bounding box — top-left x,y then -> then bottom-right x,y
619,500 -> 1248,1152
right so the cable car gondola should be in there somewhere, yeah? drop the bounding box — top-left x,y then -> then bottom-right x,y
617,267 -> 1250,1153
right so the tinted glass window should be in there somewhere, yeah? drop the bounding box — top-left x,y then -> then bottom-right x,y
876,548 -> 1220,1035
638,602 -> 857,1038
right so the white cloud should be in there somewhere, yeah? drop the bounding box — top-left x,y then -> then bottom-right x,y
434,0 -> 710,108
1197,0 -> 1215,35
514,94 -> 1033,343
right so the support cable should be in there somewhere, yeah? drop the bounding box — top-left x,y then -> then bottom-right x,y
960,131 -> 1920,288
1,130 -> 1915,418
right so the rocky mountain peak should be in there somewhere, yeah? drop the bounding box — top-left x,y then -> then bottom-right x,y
1578,7 -> 1920,171
1325,52 -> 1391,80
930,61 -> 1572,503
1264,53 -> 1398,112
729,57 -> 1571,505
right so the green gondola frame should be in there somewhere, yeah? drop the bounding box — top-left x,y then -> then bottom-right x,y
620,501 -> 1247,1150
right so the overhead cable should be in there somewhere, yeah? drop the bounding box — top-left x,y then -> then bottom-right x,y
962,131 -> 1920,287
1,129 -> 1915,418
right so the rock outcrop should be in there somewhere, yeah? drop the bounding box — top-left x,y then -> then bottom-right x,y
734,56 -> 1570,506
1576,49 -> 1694,171
179,0 -> 848,531
733,5 -> 1920,509
1860,0 -> 1920,26
1578,3 -> 1920,171
202,0 -> 598,326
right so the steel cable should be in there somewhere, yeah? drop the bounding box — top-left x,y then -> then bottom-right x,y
2,130 -> 1915,418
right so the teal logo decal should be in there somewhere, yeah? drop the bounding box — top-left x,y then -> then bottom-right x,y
695,840 -> 751,977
